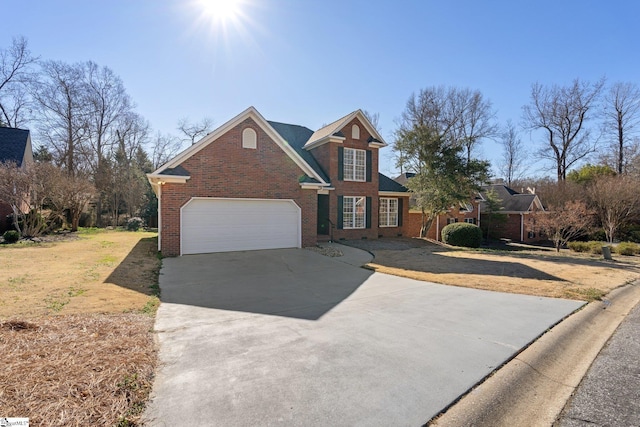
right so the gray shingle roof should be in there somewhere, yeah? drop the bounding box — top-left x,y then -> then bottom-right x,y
480,184 -> 537,213
379,173 -> 408,192
162,165 -> 190,176
0,127 -> 29,166
393,172 -> 415,186
267,121 -> 330,183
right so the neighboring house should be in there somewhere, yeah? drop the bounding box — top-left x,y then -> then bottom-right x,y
0,127 -> 34,232
148,107 -> 409,256
479,183 -> 545,243
395,172 -> 482,240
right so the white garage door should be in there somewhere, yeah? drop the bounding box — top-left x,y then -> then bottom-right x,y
181,198 -> 301,255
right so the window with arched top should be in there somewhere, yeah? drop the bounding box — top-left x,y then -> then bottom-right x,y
242,128 -> 257,149
352,124 -> 360,140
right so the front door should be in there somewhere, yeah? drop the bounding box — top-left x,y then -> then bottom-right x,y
317,194 -> 330,235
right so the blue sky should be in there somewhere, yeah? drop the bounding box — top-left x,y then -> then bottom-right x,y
3,0 -> 640,177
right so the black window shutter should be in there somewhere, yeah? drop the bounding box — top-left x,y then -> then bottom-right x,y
366,196 -> 372,229
366,150 -> 372,182
337,196 -> 343,229
338,147 -> 344,181
398,198 -> 403,226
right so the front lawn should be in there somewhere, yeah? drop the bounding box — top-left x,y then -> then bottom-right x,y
0,229 -> 160,426
344,238 -> 640,301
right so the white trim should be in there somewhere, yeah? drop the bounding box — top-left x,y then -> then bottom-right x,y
151,106 -> 328,186
179,197 -> 301,256
303,135 -> 345,151
379,191 -> 408,197
304,110 -> 387,150
299,182 -> 331,190
147,174 -> 190,184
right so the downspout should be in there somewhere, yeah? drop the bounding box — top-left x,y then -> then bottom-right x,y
520,213 -> 524,241
436,215 -> 440,241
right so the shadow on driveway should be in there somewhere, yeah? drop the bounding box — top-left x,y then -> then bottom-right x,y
159,248 -> 373,320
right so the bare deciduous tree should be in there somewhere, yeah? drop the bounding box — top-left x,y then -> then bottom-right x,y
0,161 -> 34,235
46,168 -> 96,231
177,117 -> 214,145
523,78 -> 605,181
499,120 -> 527,185
398,86 -> 495,164
602,82 -> 640,174
455,88 -> 497,164
150,132 -> 183,169
362,110 -> 380,132
535,199 -> 594,252
587,175 -> 640,243
0,36 -> 38,128
83,61 -> 133,226
32,60 -> 89,175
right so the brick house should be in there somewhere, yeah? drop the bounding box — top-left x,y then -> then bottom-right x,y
479,183 -> 545,243
396,172 -> 482,240
148,107 -> 409,256
397,174 -> 545,243
0,127 -> 34,232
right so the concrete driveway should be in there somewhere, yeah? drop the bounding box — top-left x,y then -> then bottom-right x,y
143,247 -> 583,427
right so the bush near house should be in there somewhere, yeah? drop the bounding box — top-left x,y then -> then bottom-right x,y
568,241 -> 604,254
3,230 -> 20,243
616,242 -> 640,256
441,222 -> 482,248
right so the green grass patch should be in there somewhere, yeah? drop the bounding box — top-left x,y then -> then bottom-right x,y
567,287 -> 606,302
98,255 -> 119,265
140,296 -> 160,316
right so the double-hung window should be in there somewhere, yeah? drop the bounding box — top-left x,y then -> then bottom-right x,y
344,148 -> 366,181
379,198 -> 398,227
343,196 -> 366,229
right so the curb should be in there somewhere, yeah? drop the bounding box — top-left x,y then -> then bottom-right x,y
428,281 -> 640,427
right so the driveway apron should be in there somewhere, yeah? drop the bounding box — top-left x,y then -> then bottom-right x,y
143,248 -> 583,427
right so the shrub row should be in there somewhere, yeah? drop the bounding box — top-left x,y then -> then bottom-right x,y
568,241 -> 640,256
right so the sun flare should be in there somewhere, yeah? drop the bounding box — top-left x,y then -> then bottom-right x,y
198,0 -> 242,22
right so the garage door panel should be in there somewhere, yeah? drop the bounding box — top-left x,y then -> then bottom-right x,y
181,198 -> 300,255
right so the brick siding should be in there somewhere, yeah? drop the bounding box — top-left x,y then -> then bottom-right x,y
159,117 -> 317,256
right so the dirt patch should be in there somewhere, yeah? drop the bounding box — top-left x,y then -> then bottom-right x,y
0,230 -> 161,426
344,238 -> 640,300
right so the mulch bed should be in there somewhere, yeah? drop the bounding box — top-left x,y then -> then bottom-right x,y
0,313 -> 156,426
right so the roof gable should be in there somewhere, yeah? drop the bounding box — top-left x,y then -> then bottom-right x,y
267,121 -> 329,183
0,127 -> 31,167
480,184 -> 544,213
379,173 -> 408,193
150,107 -> 328,186
304,110 -> 386,149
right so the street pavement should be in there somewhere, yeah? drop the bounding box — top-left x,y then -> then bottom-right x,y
556,300 -> 640,426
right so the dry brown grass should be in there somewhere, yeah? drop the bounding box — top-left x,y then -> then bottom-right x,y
349,239 -> 640,300
0,230 -> 161,426
0,229 -> 159,317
